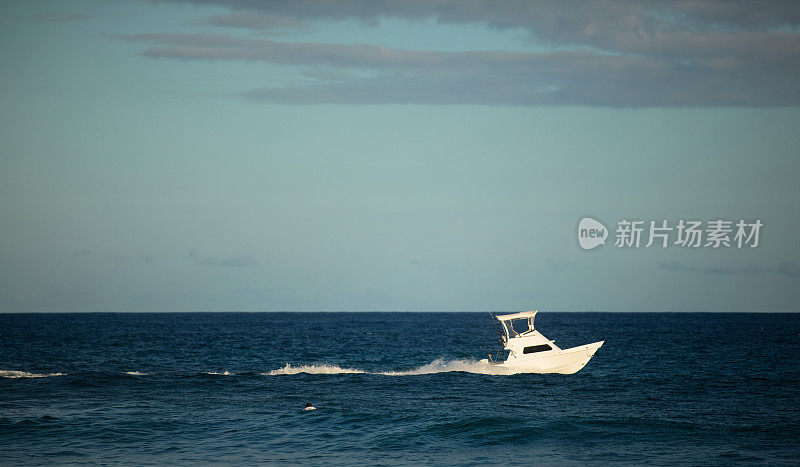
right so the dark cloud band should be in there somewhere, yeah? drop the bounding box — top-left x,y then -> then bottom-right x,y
122,1 -> 800,106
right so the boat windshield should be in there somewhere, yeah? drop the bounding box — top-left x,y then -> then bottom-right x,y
505,317 -> 533,337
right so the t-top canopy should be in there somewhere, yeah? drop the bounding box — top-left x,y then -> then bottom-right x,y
494,310 -> 538,321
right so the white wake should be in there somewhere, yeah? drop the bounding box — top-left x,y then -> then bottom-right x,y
377,358 -> 514,376
0,370 -> 65,379
263,358 -> 515,376
263,364 -> 366,376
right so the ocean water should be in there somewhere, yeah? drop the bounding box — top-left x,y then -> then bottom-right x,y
1,312 -> 798,465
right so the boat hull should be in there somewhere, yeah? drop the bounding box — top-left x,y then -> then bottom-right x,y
491,340 -> 604,374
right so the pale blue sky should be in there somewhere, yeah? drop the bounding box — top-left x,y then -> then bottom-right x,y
1,0 -> 799,311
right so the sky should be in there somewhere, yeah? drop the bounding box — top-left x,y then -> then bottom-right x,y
1,0 -> 799,312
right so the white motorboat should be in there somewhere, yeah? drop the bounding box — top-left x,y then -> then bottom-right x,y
480,311 -> 603,374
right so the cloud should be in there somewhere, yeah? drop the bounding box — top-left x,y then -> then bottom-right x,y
777,261 -> 800,278
547,256 -> 577,272
73,248 -> 93,259
25,13 -> 92,23
702,266 -> 744,275
737,264 -> 761,275
119,0 -> 800,106
157,0 -> 800,33
138,252 -> 154,264
658,261 -> 763,275
200,13 -> 309,34
188,249 -> 217,266
220,254 -> 257,267
118,32 -> 798,106
188,249 -> 257,267
657,261 -> 696,272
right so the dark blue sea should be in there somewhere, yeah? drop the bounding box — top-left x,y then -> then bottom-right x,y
1,312 -> 798,465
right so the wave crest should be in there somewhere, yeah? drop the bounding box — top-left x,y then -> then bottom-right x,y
0,370 -> 65,379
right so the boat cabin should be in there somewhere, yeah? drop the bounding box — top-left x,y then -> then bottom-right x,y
493,311 -> 562,362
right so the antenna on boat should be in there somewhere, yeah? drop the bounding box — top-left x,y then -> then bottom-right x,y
488,308 -> 505,342
487,308 -> 507,363
488,308 -> 498,323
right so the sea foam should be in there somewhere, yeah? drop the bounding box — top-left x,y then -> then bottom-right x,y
263,364 -> 366,376
263,358 -> 516,376
0,370 -> 65,379
378,358 -> 515,376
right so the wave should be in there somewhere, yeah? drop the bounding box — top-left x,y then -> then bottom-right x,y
263,359 -> 516,376
202,371 -> 234,376
123,371 -> 149,376
0,370 -> 65,379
